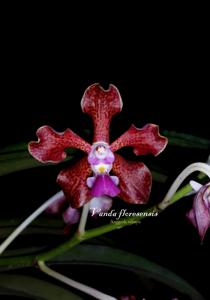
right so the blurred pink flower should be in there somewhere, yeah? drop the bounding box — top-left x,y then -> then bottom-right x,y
186,181 -> 210,242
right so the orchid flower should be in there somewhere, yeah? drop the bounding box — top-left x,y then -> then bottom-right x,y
157,160 -> 210,242
186,181 -> 210,242
29,84 -> 167,219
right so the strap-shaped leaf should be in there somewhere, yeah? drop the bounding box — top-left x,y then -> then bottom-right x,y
0,151 -> 74,176
0,274 -> 83,300
163,130 -> 210,149
52,244 -> 205,300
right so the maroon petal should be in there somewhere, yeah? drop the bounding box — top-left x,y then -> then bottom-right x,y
81,83 -> 123,143
193,184 -> 210,241
111,124 -> 168,156
57,156 -> 92,208
29,125 -> 91,163
112,154 -> 152,204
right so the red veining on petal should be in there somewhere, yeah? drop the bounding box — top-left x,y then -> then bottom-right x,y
112,154 -> 152,204
81,83 -> 123,143
110,124 -> 168,156
28,125 -> 91,163
57,156 -> 92,208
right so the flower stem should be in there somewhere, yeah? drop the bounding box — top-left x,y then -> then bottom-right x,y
37,164 -> 210,262
38,261 -> 117,300
36,206 -> 158,262
158,163 -> 210,210
77,202 -> 90,236
0,166 -> 209,266
0,191 -> 65,255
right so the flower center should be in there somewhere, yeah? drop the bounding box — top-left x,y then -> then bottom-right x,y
88,142 -> 115,176
98,165 -> 106,173
95,145 -> 107,159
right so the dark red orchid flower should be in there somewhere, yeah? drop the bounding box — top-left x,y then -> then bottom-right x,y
29,84 -> 167,209
186,182 -> 210,242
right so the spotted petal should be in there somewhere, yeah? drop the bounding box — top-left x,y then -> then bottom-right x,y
57,156 -> 92,208
111,124 -> 167,156
81,83 -> 123,143
29,125 -> 91,163
112,154 -> 152,204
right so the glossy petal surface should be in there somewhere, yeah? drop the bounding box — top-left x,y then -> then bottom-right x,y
57,156 -> 92,208
81,83 -> 122,143
112,154 -> 152,204
111,124 -> 167,156
29,126 -> 91,163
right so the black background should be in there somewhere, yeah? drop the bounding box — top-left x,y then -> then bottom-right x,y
0,17 -> 210,299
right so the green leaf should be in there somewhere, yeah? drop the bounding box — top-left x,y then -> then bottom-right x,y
0,274 -> 83,300
0,152 -> 46,176
151,170 -> 167,183
0,226 -> 63,239
0,217 -> 64,240
0,216 -> 63,228
0,244 -> 205,299
51,244 -> 205,300
0,142 -> 28,154
0,217 -> 64,258
0,151 -> 74,176
163,130 -> 210,149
